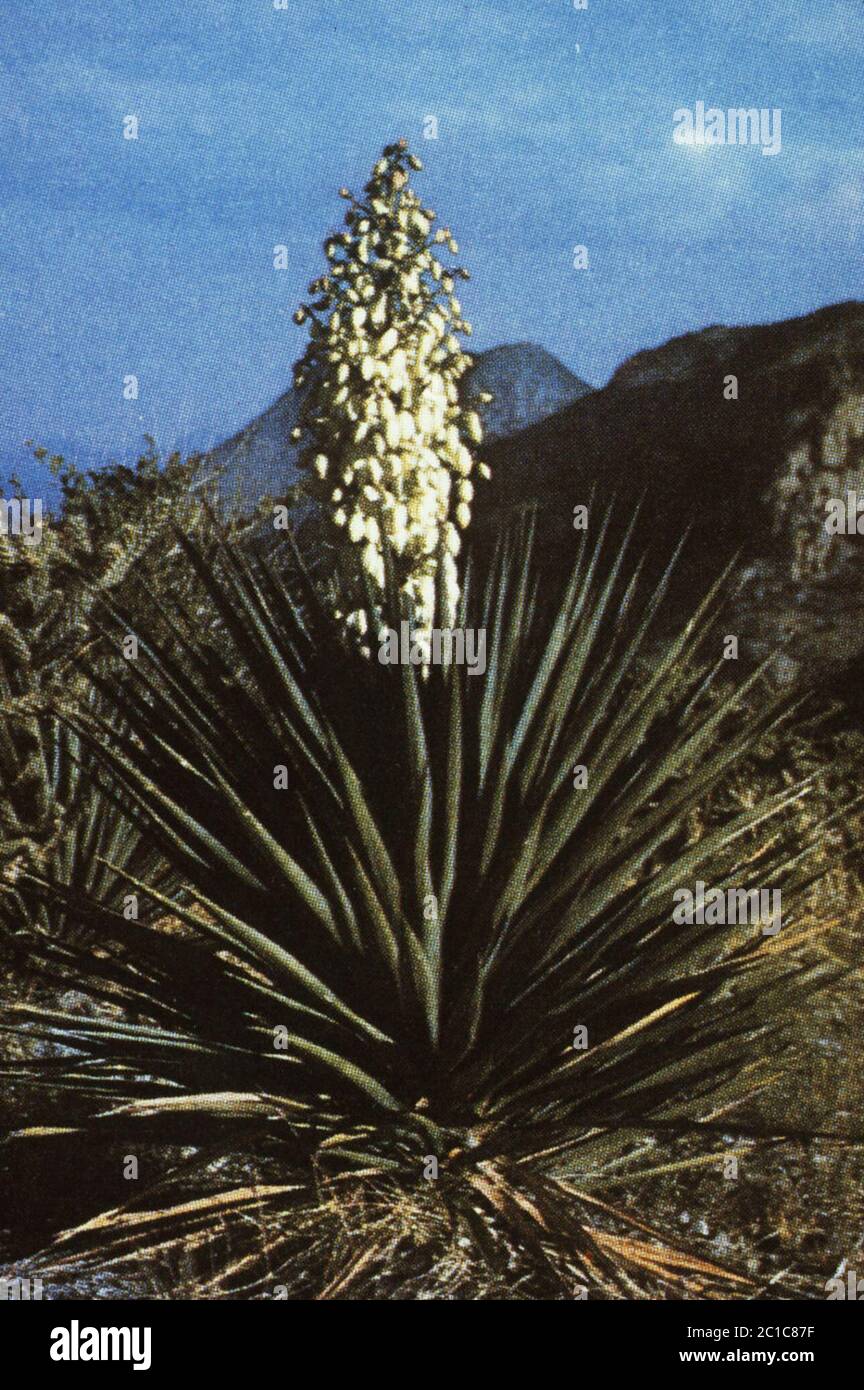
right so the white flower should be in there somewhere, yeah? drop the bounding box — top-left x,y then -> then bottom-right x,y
464,411 -> 483,444
292,144 -> 487,658
391,505 -> 409,551
362,542 -> 385,585
454,445 -> 473,476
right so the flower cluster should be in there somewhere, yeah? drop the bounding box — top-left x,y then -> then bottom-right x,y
291,139 -> 490,650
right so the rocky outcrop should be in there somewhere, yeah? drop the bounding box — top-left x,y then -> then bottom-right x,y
479,301 -> 864,681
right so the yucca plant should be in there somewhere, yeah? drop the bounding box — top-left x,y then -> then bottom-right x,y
0,540 -> 157,942
0,708 -> 173,945
0,444 -> 215,936
0,509 -> 847,1298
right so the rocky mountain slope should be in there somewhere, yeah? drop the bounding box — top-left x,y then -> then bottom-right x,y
478,301 -> 864,683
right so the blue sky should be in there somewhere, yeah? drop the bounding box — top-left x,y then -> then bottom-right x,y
0,0 -> 861,489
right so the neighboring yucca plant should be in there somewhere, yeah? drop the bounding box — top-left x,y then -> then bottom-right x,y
0,445 -> 213,927
0,707 -> 172,944
0,514 -> 845,1297
291,140 -> 490,648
